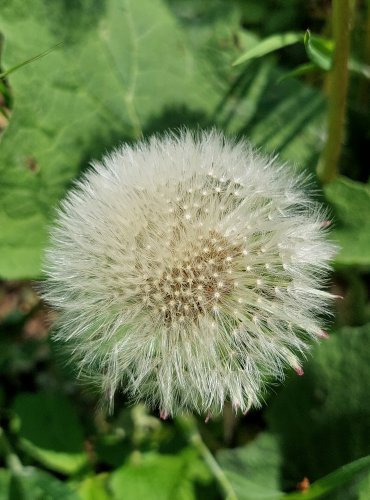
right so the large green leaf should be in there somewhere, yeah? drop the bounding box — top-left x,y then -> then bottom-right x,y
217,433 -> 283,500
110,449 -> 212,500
0,0 -> 325,280
13,392 -> 88,475
324,177 -> 370,267
266,324 -> 370,489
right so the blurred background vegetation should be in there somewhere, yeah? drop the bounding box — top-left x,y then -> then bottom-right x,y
0,0 -> 369,498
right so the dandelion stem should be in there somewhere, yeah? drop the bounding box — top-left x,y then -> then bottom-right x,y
0,427 -> 23,473
223,402 -> 238,446
317,0 -> 351,184
177,415 -> 238,500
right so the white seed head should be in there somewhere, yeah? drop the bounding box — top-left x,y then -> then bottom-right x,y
42,130 -> 337,416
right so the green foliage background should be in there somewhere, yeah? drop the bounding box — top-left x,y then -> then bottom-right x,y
0,0 -> 369,499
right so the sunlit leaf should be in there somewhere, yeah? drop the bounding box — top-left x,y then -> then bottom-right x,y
110,449 -> 212,500
0,0 -> 325,279
77,474 -> 110,500
232,32 -> 302,66
304,30 -> 333,71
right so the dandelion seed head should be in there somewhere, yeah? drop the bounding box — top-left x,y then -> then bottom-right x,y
43,130 -> 337,416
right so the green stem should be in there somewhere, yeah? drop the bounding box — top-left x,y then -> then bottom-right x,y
358,0 -> 370,105
223,402 -> 238,446
177,415 -> 238,500
0,427 -> 23,473
317,0 -> 351,184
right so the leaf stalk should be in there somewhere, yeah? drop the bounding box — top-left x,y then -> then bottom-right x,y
0,426 -> 23,473
177,415 -> 238,500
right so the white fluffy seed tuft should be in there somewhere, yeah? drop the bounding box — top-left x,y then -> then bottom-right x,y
43,130 -> 337,416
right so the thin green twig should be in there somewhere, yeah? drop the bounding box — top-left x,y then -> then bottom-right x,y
0,42 -> 63,80
177,415 -> 238,500
0,426 -> 23,473
317,0 -> 351,183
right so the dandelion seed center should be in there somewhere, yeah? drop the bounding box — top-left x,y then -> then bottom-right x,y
140,230 -> 243,323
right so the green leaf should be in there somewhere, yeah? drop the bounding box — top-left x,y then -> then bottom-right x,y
0,0 -> 222,279
110,449 -> 212,500
13,392 -> 88,475
217,433 -> 283,500
244,70 -> 324,166
0,0 -> 325,280
324,177 -> 370,267
277,62 -> 318,83
77,474 -> 110,500
304,30 -> 333,71
284,455 -> 370,499
348,59 -> 370,80
9,467 -> 78,500
302,30 -> 369,80
232,32 -> 303,65
267,324 -> 370,488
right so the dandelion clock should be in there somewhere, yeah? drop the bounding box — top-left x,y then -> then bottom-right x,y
43,130 -> 336,418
